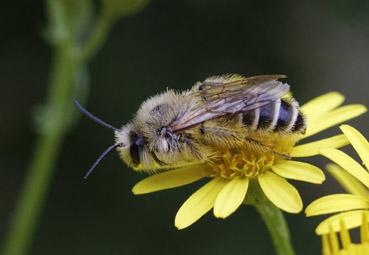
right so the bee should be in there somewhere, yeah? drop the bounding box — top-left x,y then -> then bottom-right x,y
76,74 -> 306,178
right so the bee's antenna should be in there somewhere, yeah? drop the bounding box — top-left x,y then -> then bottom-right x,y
84,143 -> 123,179
75,101 -> 119,131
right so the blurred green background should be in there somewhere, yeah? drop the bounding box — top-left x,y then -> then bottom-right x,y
1,0 -> 369,254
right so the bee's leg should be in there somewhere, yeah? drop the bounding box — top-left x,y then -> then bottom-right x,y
245,137 -> 291,159
150,151 -> 167,166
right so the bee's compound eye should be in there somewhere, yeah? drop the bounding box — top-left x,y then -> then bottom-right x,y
129,132 -> 145,166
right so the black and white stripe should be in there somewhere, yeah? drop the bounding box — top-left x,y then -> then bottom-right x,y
242,99 -> 306,133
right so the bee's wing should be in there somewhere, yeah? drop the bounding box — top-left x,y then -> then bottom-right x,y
169,74 -> 289,131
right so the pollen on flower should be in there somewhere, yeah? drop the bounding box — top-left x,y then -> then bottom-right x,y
208,150 -> 276,179
206,132 -> 298,179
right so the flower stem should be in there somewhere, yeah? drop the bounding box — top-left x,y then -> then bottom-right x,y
246,182 -> 295,255
1,44 -> 77,255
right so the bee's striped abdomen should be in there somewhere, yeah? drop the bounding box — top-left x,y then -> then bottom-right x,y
291,112 -> 305,132
242,99 -> 306,133
276,100 -> 292,130
257,99 -> 281,130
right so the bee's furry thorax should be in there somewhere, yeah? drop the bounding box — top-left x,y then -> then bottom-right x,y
115,90 -> 208,171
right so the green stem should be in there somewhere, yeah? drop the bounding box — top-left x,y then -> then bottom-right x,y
1,43 -> 77,255
1,130 -> 64,255
246,182 -> 295,255
1,1 -> 147,254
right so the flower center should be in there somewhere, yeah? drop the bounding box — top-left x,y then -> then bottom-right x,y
205,132 -> 301,179
208,151 -> 276,179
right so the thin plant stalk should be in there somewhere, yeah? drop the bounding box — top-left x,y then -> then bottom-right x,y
246,182 -> 296,255
1,37 -> 79,255
0,0 -> 138,254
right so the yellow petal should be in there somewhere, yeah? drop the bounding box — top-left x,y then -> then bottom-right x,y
321,149 -> 369,189
271,160 -> 325,184
258,171 -> 303,213
175,178 -> 226,229
213,177 -> 249,219
315,210 -> 369,235
301,92 -> 345,120
327,164 -> 369,198
291,134 -> 349,157
321,235 -> 331,255
361,212 -> 369,243
328,225 -> 340,254
132,165 -> 208,195
304,104 -> 367,138
305,194 -> 369,216
340,125 -> 369,169
339,220 -> 351,249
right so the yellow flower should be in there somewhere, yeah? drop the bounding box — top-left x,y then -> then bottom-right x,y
306,126 -> 369,236
133,93 -> 366,229
321,212 -> 369,255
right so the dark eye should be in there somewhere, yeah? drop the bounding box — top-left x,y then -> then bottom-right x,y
129,132 -> 145,166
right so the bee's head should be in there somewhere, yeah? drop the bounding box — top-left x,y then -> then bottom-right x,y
114,123 -> 148,170
75,96 -> 180,179
75,100 -> 171,178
